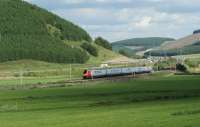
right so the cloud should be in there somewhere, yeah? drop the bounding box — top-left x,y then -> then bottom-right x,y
25,0 -> 200,13
24,0 -> 200,42
135,16 -> 152,28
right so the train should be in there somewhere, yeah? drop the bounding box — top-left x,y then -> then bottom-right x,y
83,66 -> 153,79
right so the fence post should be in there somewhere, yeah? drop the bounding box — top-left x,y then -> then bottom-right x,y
175,64 -> 177,73
69,64 -> 72,80
20,70 -> 23,86
157,62 -> 159,72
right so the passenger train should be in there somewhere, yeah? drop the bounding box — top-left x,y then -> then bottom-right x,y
83,66 -> 153,79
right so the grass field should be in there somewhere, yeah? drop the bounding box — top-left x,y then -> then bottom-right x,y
0,74 -> 200,127
0,42 -> 122,86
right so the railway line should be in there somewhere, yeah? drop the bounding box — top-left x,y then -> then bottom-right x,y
0,74 -> 146,90
39,74 -> 149,87
0,68 -> 153,90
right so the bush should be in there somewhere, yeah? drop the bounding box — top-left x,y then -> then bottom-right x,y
81,43 -> 98,57
94,37 -> 112,50
176,63 -> 187,72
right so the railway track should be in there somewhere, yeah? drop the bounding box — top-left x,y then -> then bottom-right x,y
0,74 -> 150,90
56,74 -> 147,84
33,74 -> 141,88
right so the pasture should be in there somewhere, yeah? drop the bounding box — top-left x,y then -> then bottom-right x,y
0,74 -> 200,127
0,59 -> 151,86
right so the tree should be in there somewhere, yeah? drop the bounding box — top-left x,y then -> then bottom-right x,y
94,37 -> 112,50
81,43 -> 98,57
176,63 -> 187,72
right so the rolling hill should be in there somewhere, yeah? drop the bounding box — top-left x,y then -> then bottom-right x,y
160,33 -> 200,50
145,31 -> 200,56
112,37 -> 175,57
0,0 -> 93,63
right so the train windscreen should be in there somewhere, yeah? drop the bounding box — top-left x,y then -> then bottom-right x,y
83,70 -> 87,74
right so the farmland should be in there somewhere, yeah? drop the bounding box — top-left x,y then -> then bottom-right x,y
1,0 -> 200,127
0,41 -> 121,86
0,74 -> 200,127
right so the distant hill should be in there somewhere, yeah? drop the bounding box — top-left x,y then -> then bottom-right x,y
0,0 -> 92,63
145,32 -> 200,56
193,29 -> 200,34
160,33 -> 200,50
112,37 -> 175,57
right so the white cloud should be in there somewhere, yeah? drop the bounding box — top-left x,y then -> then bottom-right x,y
24,0 -> 200,42
53,7 -> 200,41
37,0 -> 132,4
135,16 -> 152,28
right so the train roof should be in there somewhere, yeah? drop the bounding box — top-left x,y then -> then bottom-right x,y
87,66 -> 152,71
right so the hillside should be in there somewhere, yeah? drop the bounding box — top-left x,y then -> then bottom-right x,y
160,33 -> 200,50
64,41 -> 122,64
112,37 -> 175,56
0,42 -> 121,71
145,32 -> 200,56
0,0 -> 92,63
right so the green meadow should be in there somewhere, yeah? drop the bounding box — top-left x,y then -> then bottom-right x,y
0,74 -> 200,127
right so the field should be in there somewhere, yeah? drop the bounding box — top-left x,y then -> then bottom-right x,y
0,43 -> 121,86
0,74 -> 200,127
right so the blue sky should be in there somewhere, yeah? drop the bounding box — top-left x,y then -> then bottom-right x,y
24,0 -> 200,42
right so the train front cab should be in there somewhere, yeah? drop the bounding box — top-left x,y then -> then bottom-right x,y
83,70 -> 92,79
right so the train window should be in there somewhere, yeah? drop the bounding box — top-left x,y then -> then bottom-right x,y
83,70 -> 87,74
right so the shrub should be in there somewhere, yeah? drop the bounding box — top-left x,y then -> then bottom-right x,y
176,63 -> 187,72
94,37 -> 112,50
81,43 -> 98,57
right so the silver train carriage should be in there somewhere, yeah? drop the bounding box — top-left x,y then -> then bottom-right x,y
83,67 -> 153,79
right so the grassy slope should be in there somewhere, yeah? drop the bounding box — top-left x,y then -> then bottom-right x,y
65,41 -> 121,64
87,44 -> 120,64
0,75 -> 200,127
0,60 -> 66,72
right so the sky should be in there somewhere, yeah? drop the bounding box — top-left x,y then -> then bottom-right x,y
24,0 -> 200,42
